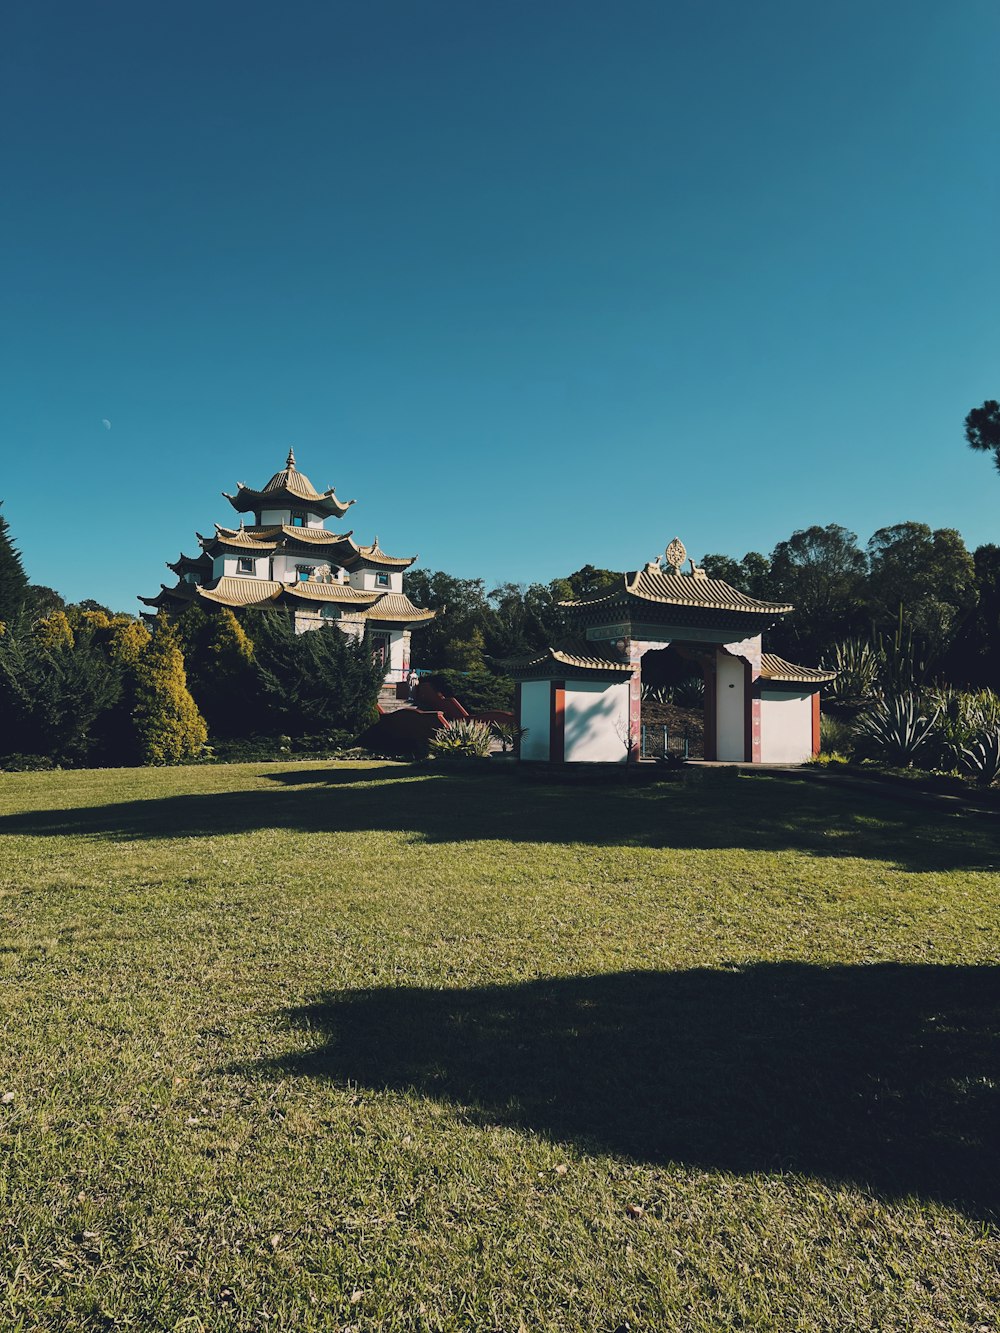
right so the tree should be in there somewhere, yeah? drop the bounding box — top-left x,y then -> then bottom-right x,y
866,523 -> 977,664
701,551 -> 772,596
246,612 -> 385,737
24,585 -> 65,617
132,613 -> 208,764
0,503 -> 29,624
964,400 -> 1000,473
0,613 -> 122,764
768,525 -> 868,657
940,544 -> 1000,686
174,605 -> 256,738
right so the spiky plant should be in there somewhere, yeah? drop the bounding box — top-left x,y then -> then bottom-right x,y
673,675 -> 706,708
826,637 -> 882,705
854,693 -> 940,767
959,730 -> 1000,787
429,718 -> 493,760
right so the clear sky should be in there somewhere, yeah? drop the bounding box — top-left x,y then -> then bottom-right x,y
2,0 -> 998,611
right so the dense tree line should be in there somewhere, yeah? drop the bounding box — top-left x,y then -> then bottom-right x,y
2,457 -> 999,765
404,522 -> 997,689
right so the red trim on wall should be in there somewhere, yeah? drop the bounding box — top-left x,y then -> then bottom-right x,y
627,660 -> 642,764
550,680 -> 566,764
812,690 -> 821,757
743,661 -> 762,763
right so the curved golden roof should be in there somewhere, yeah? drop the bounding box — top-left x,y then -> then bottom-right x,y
504,641 -> 633,678
284,582 -> 380,605
759,653 -> 836,684
561,565 -> 793,616
223,449 -> 355,519
350,537 -> 417,569
360,593 -> 436,623
196,577 -> 284,607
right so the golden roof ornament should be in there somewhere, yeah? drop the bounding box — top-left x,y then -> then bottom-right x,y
664,537 -> 687,574
286,447 -> 296,469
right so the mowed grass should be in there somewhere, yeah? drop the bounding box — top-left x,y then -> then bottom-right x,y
0,762 -> 998,1332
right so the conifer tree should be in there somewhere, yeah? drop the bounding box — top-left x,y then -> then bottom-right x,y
132,613 -> 208,764
0,503 -> 29,625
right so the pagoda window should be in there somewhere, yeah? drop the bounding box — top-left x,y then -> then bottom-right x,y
296,565 -> 314,583
238,557 -> 254,574
291,511 -> 306,527
376,572 -> 390,588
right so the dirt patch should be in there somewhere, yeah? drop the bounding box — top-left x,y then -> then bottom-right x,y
639,702 -> 704,757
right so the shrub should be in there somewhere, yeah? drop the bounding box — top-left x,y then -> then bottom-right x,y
429,719 -> 493,760
959,730 -> 1000,787
245,611 -> 385,737
0,612 -> 123,765
673,675 -> 705,708
820,713 -> 854,755
132,615 -> 208,765
428,669 -> 514,714
854,693 -> 939,767
490,720 -> 528,754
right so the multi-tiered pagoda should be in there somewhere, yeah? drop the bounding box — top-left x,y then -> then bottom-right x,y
139,449 -> 434,681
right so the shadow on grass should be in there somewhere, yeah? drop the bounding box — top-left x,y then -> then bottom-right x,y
0,768 -> 996,874
235,963 -> 1000,1220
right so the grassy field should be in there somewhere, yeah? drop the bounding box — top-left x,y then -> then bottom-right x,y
0,761 -> 997,1332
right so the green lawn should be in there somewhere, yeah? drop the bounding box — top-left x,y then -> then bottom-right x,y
0,762 -> 997,1332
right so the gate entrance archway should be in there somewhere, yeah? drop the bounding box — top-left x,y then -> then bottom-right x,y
639,645 -> 707,759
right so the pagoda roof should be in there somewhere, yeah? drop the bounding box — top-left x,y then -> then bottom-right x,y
166,551 -> 213,576
561,564 -> 793,618
223,448 -> 355,519
759,653 -> 836,685
214,522 -> 353,545
349,537 -> 417,570
138,582 -> 200,609
503,641 -> 634,679
357,593 -> 436,623
283,582 -> 381,605
202,524 -> 413,568
198,528 -> 280,555
196,576 -> 285,608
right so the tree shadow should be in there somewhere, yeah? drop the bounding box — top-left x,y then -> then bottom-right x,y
233,963 -> 1000,1220
0,769 -> 996,873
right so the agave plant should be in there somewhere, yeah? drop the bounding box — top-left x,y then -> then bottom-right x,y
429,718 -> 493,760
673,675 -> 706,708
959,730 -> 1000,787
854,693 -> 940,767
826,636 -> 882,705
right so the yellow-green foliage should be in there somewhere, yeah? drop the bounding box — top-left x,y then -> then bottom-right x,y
132,614 -> 207,765
210,607 -> 254,663
107,617 -> 151,667
34,609 -> 74,649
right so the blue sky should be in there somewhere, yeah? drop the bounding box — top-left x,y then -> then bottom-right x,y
2,0 -> 998,611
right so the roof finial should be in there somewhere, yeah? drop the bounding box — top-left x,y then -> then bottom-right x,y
664,537 -> 687,574
286,446 -> 296,470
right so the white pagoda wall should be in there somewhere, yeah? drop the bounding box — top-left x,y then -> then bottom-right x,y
259,508 -> 325,528
563,680 -> 630,764
349,568 -> 404,593
213,553 -> 271,580
760,689 -> 813,764
519,682 -> 551,761
715,651 -> 746,762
